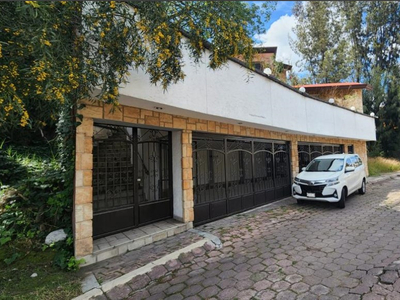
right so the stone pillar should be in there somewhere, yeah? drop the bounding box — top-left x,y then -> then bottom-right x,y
74,103 -> 103,257
181,130 -> 194,222
74,117 -> 94,257
290,139 -> 299,179
356,141 -> 369,177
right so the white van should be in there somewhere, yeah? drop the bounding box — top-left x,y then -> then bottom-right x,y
292,154 -> 367,208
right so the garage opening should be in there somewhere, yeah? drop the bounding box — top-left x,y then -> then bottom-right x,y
298,142 -> 343,172
192,133 -> 291,225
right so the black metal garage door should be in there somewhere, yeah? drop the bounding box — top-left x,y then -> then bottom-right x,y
193,133 -> 291,226
92,124 -> 172,239
298,142 -> 343,172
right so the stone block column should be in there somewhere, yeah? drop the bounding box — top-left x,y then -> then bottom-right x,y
181,130 -> 194,223
74,103 -> 103,257
356,141 -> 369,176
290,139 -> 299,179
74,117 -> 94,257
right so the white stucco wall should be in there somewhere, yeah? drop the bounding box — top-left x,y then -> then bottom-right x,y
118,43 -> 376,142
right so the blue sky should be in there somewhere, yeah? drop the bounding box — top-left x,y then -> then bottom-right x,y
264,1 -> 295,30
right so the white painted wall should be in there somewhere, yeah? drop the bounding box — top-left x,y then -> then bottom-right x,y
118,42 -> 376,142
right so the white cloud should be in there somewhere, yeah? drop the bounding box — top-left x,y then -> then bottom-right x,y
254,15 -> 302,73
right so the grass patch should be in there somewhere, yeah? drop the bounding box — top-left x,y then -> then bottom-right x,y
0,241 -> 81,300
368,157 -> 400,176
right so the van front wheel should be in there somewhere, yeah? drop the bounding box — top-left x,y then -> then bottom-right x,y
358,179 -> 366,195
337,188 -> 346,209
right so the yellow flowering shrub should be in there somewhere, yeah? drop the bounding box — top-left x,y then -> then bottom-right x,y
0,1 -> 273,132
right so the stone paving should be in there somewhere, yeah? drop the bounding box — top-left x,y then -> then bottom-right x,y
79,231 -> 203,284
88,174 -> 400,299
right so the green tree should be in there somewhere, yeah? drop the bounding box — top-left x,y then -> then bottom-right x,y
290,1 -> 351,83
0,1 -> 275,136
337,1 -> 400,83
376,68 -> 400,159
338,1 -> 367,83
364,2 -> 400,79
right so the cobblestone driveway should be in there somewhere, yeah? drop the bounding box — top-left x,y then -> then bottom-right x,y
98,176 -> 400,299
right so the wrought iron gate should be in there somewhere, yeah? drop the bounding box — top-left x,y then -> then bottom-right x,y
298,143 -> 343,172
192,134 -> 291,225
92,124 -> 172,239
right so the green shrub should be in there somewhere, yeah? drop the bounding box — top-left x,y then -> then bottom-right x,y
0,144 -> 28,186
0,144 -> 73,268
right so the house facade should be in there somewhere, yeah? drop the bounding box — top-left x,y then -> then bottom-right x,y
73,47 -> 376,262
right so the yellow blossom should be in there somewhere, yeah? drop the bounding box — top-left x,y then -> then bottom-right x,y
36,85 -> 43,95
36,71 -> 48,81
20,110 -> 29,127
25,1 -> 40,8
110,1 -> 116,9
4,104 -> 13,112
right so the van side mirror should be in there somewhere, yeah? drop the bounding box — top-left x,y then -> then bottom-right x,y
345,166 -> 355,173
302,167 -> 306,171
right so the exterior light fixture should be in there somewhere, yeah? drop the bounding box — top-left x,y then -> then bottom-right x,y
328,98 -> 335,104
263,68 -> 272,75
350,106 -> 355,111
299,86 -> 306,93
370,112 -> 375,117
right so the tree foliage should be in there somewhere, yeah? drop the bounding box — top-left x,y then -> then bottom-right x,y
0,1 -> 275,135
291,1 -> 400,84
378,83 -> 400,158
291,1 -> 351,83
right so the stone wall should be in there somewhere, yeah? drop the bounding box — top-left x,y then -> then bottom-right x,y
307,89 -> 364,113
74,101 -> 369,257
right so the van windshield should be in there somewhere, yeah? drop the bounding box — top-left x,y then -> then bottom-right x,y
306,158 -> 344,172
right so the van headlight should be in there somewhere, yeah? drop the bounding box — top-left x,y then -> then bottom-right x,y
326,177 -> 339,186
294,177 -> 301,184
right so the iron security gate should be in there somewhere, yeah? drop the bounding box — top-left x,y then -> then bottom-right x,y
193,133 -> 291,225
92,124 -> 172,239
298,143 -> 343,172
